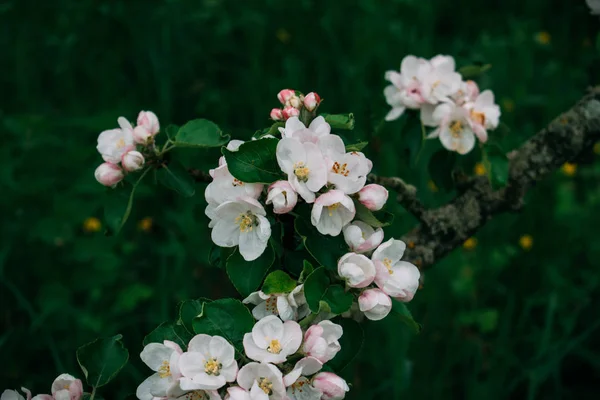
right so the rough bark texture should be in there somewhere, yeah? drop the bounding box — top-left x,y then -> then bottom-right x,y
400,87 -> 600,269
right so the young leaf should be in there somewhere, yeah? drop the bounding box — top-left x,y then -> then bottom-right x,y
303,267 -> 330,313
299,260 -> 314,283
390,299 -> 422,334
222,138 -> 284,184
156,162 -> 196,197
165,124 -> 179,141
76,334 -> 129,388
253,122 -> 284,139
192,298 -> 254,353
174,119 -> 230,148
294,217 -> 348,272
262,270 -> 297,295
327,318 -> 364,372
143,321 -> 192,349
227,244 -> 275,297
322,285 -> 353,314
428,150 -> 457,191
458,64 -> 492,79
353,200 -> 394,228
345,141 -> 368,152
323,113 -> 355,130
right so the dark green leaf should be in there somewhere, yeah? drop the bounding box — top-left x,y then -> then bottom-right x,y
353,199 -> 394,228
299,260 -> 314,283
294,217 -> 348,272
253,122 -> 284,139
327,318 -> 363,372
458,64 -> 492,79
174,119 -> 230,148
428,150 -> 457,191
222,138 -> 284,184
143,321 -> 192,349
157,162 -> 195,197
165,124 -> 179,141
324,113 -> 355,130
345,141 -> 368,152
303,267 -> 330,313
322,285 -> 353,314
262,270 -> 297,295
227,244 -> 275,297
179,298 -> 211,334
76,334 -> 129,388
391,299 -> 422,334
103,169 -> 150,234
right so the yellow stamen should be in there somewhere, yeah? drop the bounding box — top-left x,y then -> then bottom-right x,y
331,161 -> 350,177
235,212 -> 257,233
158,360 -> 171,378
204,358 -> 222,376
327,203 -> 340,216
449,121 -> 463,138
232,178 -> 244,187
116,138 -> 126,149
267,339 -> 282,354
470,110 -> 485,126
561,163 -> 576,177
184,391 -> 209,400
138,217 -> 153,232
293,162 -> 310,182
383,258 -> 394,275
258,377 -> 274,395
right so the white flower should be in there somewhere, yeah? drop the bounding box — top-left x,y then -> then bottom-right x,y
50,374 -> 83,400
1,388 -> 30,400
243,286 -> 310,322
302,320 -> 343,363
179,334 -> 238,391
426,102 -> 476,155
225,386 -> 251,400
136,340 -> 183,400
383,55 -> 430,121
337,252 -> 376,288
286,377 -> 323,400
243,315 -> 302,364
237,362 -> 286,400
95,162 -> 124,187
464,90 -> 501,143
587,0 -> 600,15
279,116 -> 331,145
166,387 -> 221,400
372,239 -> 420,301
96,117 -> 135,163
356,184 -> 388,211
311,190 -> 355,236
420,55 -> 462,105
266,181 -> 298,214
276,137 -> 327,203
210,197 -> 271,261
311,373 -> 349,400
318,135 -> 372,194
137,111 -> 160,136
283,357 -> 323,387
342,221 -> 384,253
358,288 -> 392,321
122,150 -> 145,172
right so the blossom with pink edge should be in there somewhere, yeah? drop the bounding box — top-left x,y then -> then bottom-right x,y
137,111 -> 160,136
136,340 -> 184,400
276,137 -> 327,203
277,89 -> 296,105
283,357 -> 323,387
337,252 -> 376,288
1,388 -> 31,400
48,374 -> 83,400
179,334 -> 238,391
243,286 -> 310,322
358,288 -> 393,321
236,362 -> 286,400
282,106 -> 300,120
94,163 -> 124,187
464,90 -> 501,143
372,239 -> 420,302
383,55 -> 430,121
270,108 -> 284,121
303,92 -> 321,112
311,373 -> 349,400
96,116 -> 134,163
286,377 -> 323,400
122,150 -> 145,172
318,135 -> 372,195
311,190 -> 355,236
167,387 -> 222,400
210,197 -> 271,261
302,320 -> 343,363
279,116 -> 331,144
266,181 -> 298,214
420,55 -> 462,105
342,221 -> 384,253
357,184 -> 388,211
243,315 -> 302,364
425,102 -> 477,154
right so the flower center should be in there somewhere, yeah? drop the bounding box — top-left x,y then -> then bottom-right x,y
204,358 -> 222,376
383,258 -> 394,275
332,161 -> 350,177
470,110 -> 485,126
116,138 -> 126,149
327,203 -> 340,217
232,178 -> 244,187
267,339 -> 282,354
449,120 -> 463,138
293,162 -> 310,182
265,296 -> 278,314
184,391 -> 208,400
158,360 -> 171,378
235,212 -> 257,233
258,377 -> 274,395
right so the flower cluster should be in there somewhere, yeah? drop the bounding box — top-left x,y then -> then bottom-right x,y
384,55 -> 501,154
137,315 -> 349,400
270,89 -> 322,121
2,374 -> 83,400
94,111 -> 160,186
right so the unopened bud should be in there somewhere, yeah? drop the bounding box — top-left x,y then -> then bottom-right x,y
357,184 -> 389,211
270,108 -> 284,121
303,92 -> 321,112
289,95 -> 302,109
312,372 -> 350,400
133,126 -> 152,144
358,288 -> 392,321
282,106 -> 300,120
95,163 -> 124,187
267,181 -> 298,214
136,111 -> 160,135
122,150 -> 145,172
277,89 -> 296,105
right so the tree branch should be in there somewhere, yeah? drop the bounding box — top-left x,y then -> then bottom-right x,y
366,174 -> 427,220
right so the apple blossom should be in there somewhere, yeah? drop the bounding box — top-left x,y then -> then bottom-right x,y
132,126 -> 152,144
357,184 -> 388,211
167,387 -> 222,400
282,106 -> 300,120
122,150 -> 145,172
358,288 -> 392,321
342,221 -> 384,253
276,137 -> 327,203
270,108 -> 284,121
210,197 -> 271,261
266,181 -> 298,214
1,389 -> 31,400
279,116 -> 330,144
243,286 -> 310,322
237,362 -> 286,400
205,165 -> 262,222
383,55 -> 430,121
179,334 -> 238,391
286,377 -> 322,400
426,102 -> 476,154
94,162 -> 124,187
464,90 -> 501,143
283,357 -> 323,387
311,373 -> 349,400
49,374 -> 83,400
136,340 -> 183,400
318,135 -> 372,194
372,238 -> 420,301
225,386 -> 251,400
277,89 -> 295,105
311,190 -> 355,236
96,116 -> 135,163
137,111 -> 160,136
337,252 -> 376,288
420,55 -> 462,105
243,315 -> 302,364
302,320 -> 343,363
303,92 -> 321,112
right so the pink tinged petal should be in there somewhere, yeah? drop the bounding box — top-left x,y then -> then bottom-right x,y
163,340 -> 183,354
141,343 -> 175,371
372,238 -> 406,263
226,387 -> 252,400
283,117 -> 307,137
385,107 -> 405,121
30,395 -> 53,400
342,224 -> 364,252
357,227 -> 384,253
456,129 -> 476,155
179,374 -> 226,391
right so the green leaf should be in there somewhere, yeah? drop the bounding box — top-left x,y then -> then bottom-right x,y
165,124 -> 179,140
428,150 -> 457,191
294,216 -> 348,272
76,334 -> 129,388
322,285 -> 353,314
227,244 -> 275,297
192,298 -> 254,353
253,122 -> 284,139
458,64 -> 492,79
262,270 -> 297,295
303,267 -> 330,313
345,141 -> 368,152
143,321 -> 192,349
103,168 -> 150,234
323,113 -> 355,130
174,119 -> 230,148
353,199 -> 394,228
179,298 -> 211,334
222,138 -> 284,184
327,318 -> 364,372
157,162 -> 196,197
299,260 -> 314,283
390,299 -> 422,334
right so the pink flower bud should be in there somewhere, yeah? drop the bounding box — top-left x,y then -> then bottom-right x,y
136,110 -> 160,135
122,150 -> 145,172
94,163 -> 124,187
282,106 -> 300,120
302,321 -> 343,363
277,89 -> 296,105
312,372 -> 350,400
270,108 -> 284,121
51,374 -> 83,400
266,181 -> 298,214
303,92 -> 321,112
289,95 -> 302,109
357,184 -> 388,211
132,126 -> 152,144
358,288 -> 392,321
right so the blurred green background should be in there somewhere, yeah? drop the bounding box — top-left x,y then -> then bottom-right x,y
2,0 -> 600,399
